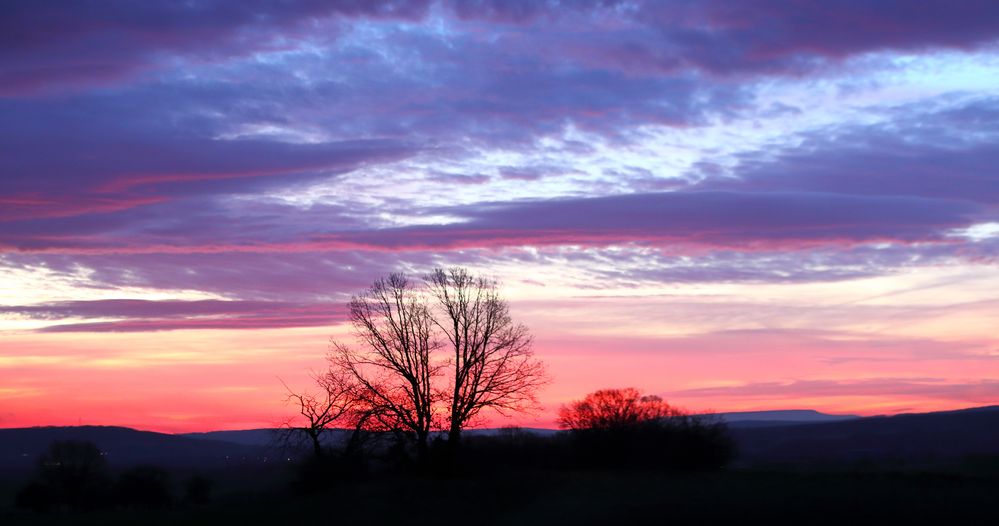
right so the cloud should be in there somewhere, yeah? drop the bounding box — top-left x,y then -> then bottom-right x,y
1,190 -> 980,255
707,97 -> 999,206
1,1 -> 997,307
0,250 -> 449,302
13,1 -> 997,98
0,118 -> 416,221
328,190 -> 980,251
536,242 -> 999,286
450,1 -> 999,76
5,92 -> 994,261
0,299 -> 345,332
0,0 -> 431,96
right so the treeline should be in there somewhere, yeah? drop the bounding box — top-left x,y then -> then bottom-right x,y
289,387 -> 735,492
13,389 -> 733,514
14,441 -> 212,513
459,416 -> 733,473
282,269 -> 733,484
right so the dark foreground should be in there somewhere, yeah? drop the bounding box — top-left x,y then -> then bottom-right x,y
3,463 -> 999,525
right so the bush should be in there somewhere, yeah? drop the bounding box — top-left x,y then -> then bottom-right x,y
115,465 -> 174,509
184,474 -> 214,505
291,451 -> 369,494
558,388 -> 736,470
16,440 -> 114,511
567,415 -> 735,470
14,481 -> 56,513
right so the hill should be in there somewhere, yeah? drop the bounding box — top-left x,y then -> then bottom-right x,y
4,406 -> 996,470
733,405 -> 999,465
714,409 -> 859,428
182,427 -> 559,446
0,426 -> 275,470
182,428 -> 288,447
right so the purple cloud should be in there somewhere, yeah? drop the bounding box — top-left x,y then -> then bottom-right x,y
322,190 -> 980,251
1,1 -> 997,315
0,97 -> 416,221
0,299 -> 345,332
0,250 -> 450,302
0,191 -> 980,254
0,0 -> 431,96
453,1 -> 999,76
706,97 -> 999,206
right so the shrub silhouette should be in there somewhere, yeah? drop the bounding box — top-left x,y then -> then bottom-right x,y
183,474 -> 214,505
292,450 -> 369,494
559,388 -> 734,470
115,465 -> 174,509
14,481 -> 56,513
15,440 -> 112,512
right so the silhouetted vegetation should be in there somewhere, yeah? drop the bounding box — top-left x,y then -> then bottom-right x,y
285,267 -> 547,467
281,368 -> 365,459
425,268 -> 548,448
115,466 -> 173,509
556,387 -> 735,470
12,440 -> 216,514
14,440 -> 112,512
4,409 -> 999,524
182,474 -> 213,505
278,388 -> 733,481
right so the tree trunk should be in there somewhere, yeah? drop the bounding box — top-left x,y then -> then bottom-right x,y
416,431 -> 429,462
310,433 -> 323,459
447,422 -> 462,446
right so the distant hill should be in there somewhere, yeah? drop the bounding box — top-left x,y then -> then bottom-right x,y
182,428 -> 288,447
463,427 -> 559,437
715,409 -> 859,429
5,406 -> 996,470
182,427 -> 558,446
732,405 -> 999,465
0,426 -> 277,470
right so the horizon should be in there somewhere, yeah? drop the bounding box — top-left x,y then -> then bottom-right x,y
2,1 -> 998,434
4,404 -> 999,436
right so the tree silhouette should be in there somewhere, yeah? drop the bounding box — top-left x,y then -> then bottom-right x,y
331,273 -> 441,460
557,387 -> 680,431
426,267 -> 546,446
283,368 -> 363,459
115,465 -> 173,509
558,388 -> 733,469
327,268 -> 546,461
16,440 -> 112,511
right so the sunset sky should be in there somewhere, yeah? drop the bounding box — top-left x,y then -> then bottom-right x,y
2,1 -> 998,433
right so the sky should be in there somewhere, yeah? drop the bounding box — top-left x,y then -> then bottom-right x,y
1,0 -> 998,433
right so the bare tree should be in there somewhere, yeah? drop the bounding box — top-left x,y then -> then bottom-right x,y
324,269 -> 546,460
426,267 -> 547,445
282,368 -> 360,459
330,273 -> 441,459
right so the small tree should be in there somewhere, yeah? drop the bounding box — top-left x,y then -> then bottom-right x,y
283,368 -> 362,459
115,466 -> 173,509
557,387 -> 679,431
16,440 -> 112,511
558,388 -> 733,470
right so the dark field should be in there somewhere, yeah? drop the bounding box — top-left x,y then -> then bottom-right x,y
3,407 -> 997,525
2,462 -> 999,525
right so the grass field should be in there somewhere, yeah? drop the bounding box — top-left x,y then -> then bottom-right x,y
3,463 -> 998,525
